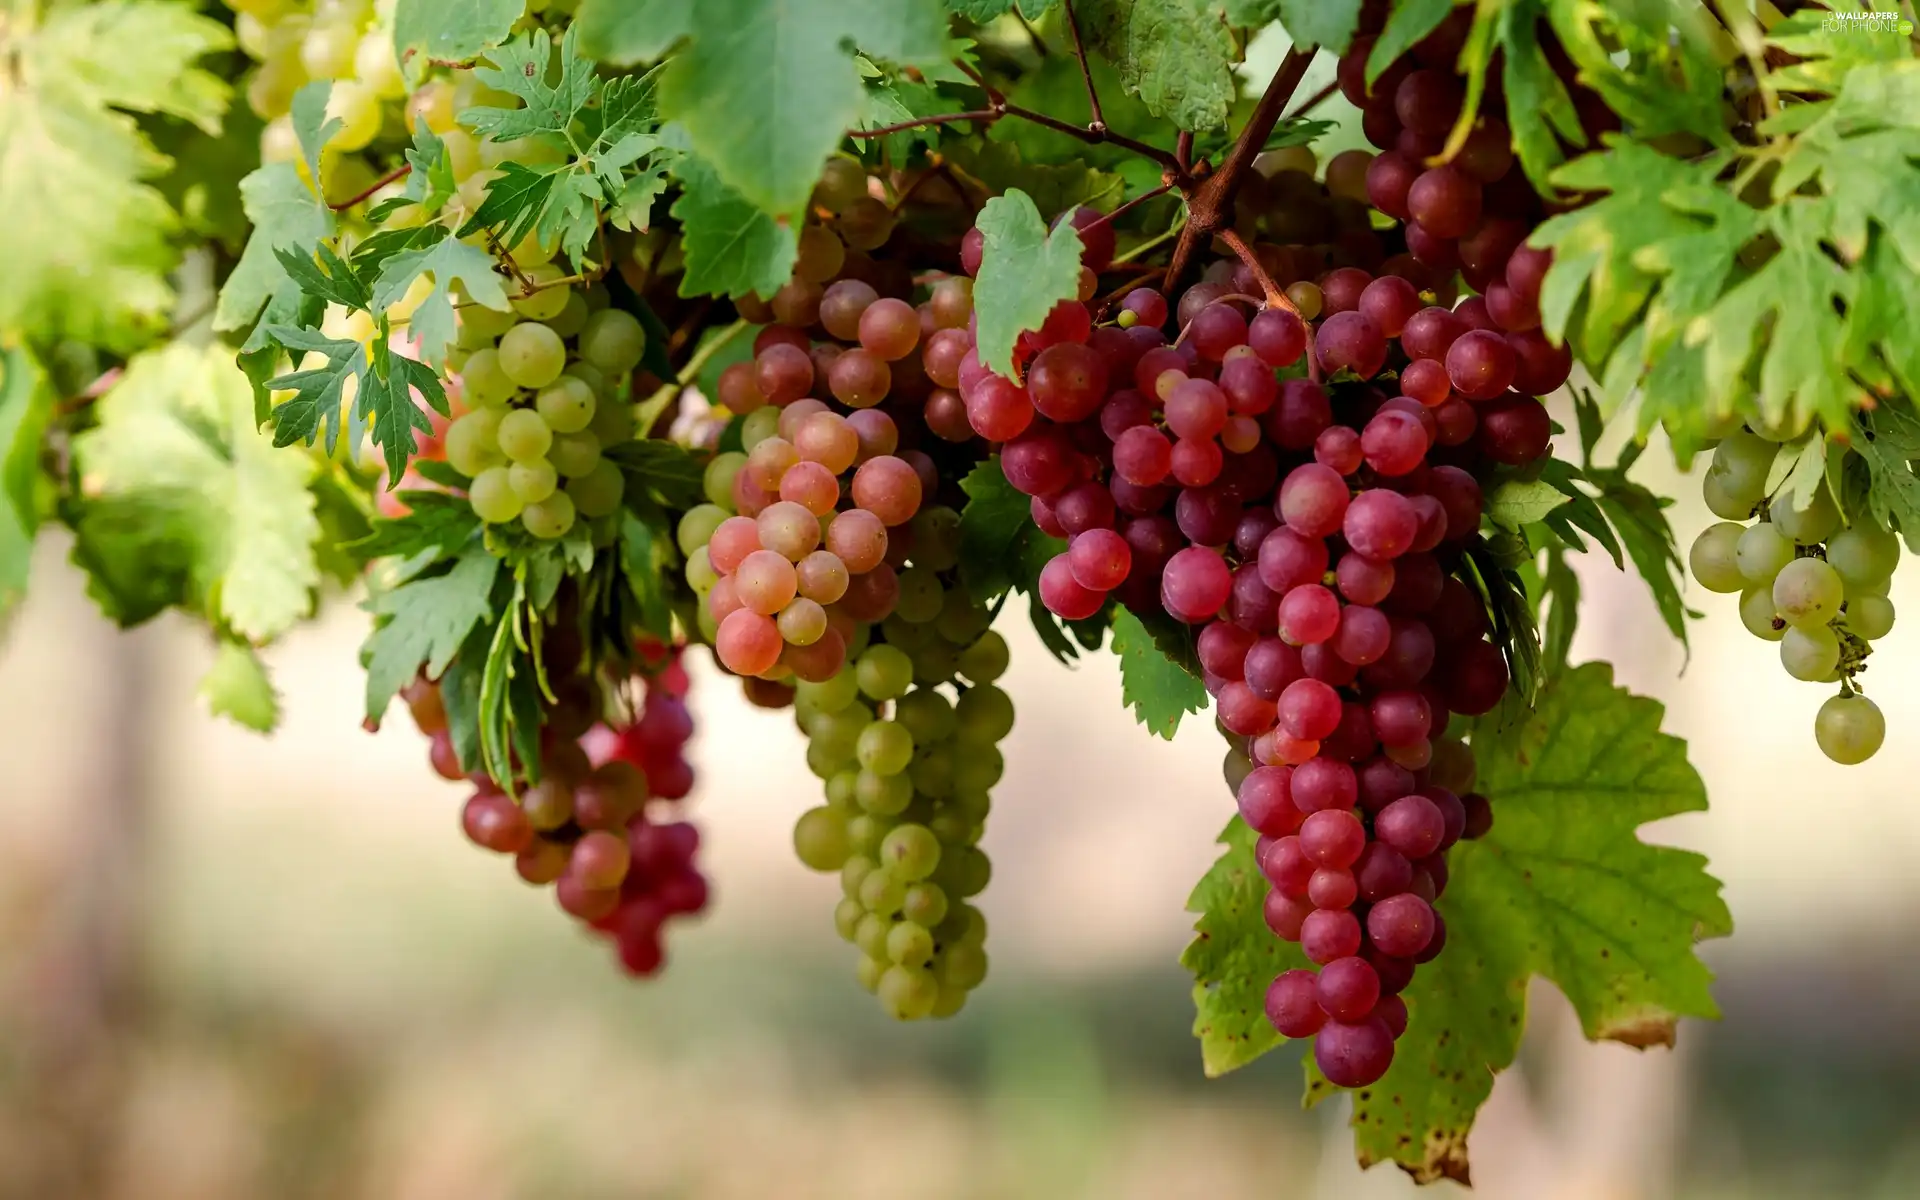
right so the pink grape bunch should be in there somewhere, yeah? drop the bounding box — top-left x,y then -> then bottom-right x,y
406,638 -> 711,979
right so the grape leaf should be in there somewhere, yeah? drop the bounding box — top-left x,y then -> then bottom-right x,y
603,439 -> 706,509
264,326 -> 366,460
958,457 -> 1056,603
465,26 -> 596,148
368,126 -> 458,224
71,344 -> 321,642
289,82 -> 342,202
945,0 -> 1057,18
0,348 -> 54,621
0,0 -> 231,348
1185,666 -> 1729,1183
200,639 -> 280,733
620,511 -> 676,643
1111,606 -> 1208,739
1077,0 -> 1238,131
971,189 -> 1084,376
360,340 -> 453,486
1365,0 -> 1453,82
1854,402 -> 1920,551
577,0 -> 950,215
363,546 -> 502,723
943,141 -> 1127,216
670,153 -> 799,299
1485,478 -> 1570,530
393,0 -> 523,81
370,230 -> 513,366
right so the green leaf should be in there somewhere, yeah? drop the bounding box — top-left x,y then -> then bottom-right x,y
363,547 -> 501,723
620,510 -> 675,642
580,0 -> 950,214
604,439 -> 706,509
465,25 -> 595,147
1366,0 -> 1454,81
1110,606 -> 1207,739
289,82 -> 342,199
1485,478 -> 1571,530
943,141 -> 1127,216
200,639 -> 280,733
1078,0 -> 1239,130
360,340 -> 452,486
1854,402 -> 1920,551
0,0 -> 232,348
1538,546 -> 1581,679
264,327 -> 366,459
455,160 -> 560,248
353,492 -> 483,562
1312,664 -> 1731,1184
370,230 -> 513,366
71,344 -> 321,642
393,0 -> 523,81
217,164 -> 335,336
958,457 -> 1053,602
1274,0 -> 1361,53
1182,816 -> 1311,1076
945,0 -> 1056,18
670,153 -> 799,299
368,126 -> 458,223
0,347 -> 54,620
972,189 -> 1084,376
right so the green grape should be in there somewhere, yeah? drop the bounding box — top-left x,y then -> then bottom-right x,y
694,601 -> 718,643
354,29 -> 407,98
894,688 -> 956,745
854,767 -> 912,815
324,80 -> 383,151
956,630 -> 1010,682
461,347 -> 518,407
498,322 -> 566,389
535,376 -> 597,433
908,507 -> 962,571
809,703 -> 872,759
927,809 -> 972,845
937,943 -> 988,990
834,897 -> 865,942
806,739 -> 847,780
468,466 -> 523,523
444,409 -> 505,476
948,788 -> 990,823
793,806 -> 851,871
847,814 -> 889,858
1708,429 -> 1774,503
908,745 -> 954,797
930,984 -> 968,1019
876,964 -> 938,1020
1735,522 -> 1795,585
300,21 -> 357,79
581,282 -> 609,311
550,431 -> 602,478
565,360 -> 610,399
935,590 -> 991,646
579,309 -> 648,376
826,769 -> 860,810
1780,624 -> 1840,682
938,846 -> 991,898
854,912 -> 891,959
912,642 -> 960,685
855,644 -> 914,700
677,504 -> 729,556
511,265 -> 573,321
1773,488 -> 1840,545
856,719 -> 915,775
858,868 -> 906,916
1848,594 -> 1896,640
1739,585 -> 1784,642
952,746 -> 1003,793
740,406 -> 781,451
855,955 -> 886,994
955,684 -> 1015,744
686,545 -> 718,593
778,597 -> 828,645
798,669 -> 861,715
879,824 -> 940,881
521,490 -> 576,539
900,881 -> 948,928
508,457 -> 558,503
886,921 -> 934,967
462,297 -> 520,338
1688,522 -> 1746,594
704,451 -> 747,508
587,398 -> 636,447
1827,523 -> 1901,587
812,155 -> 870,213
1815,693 -> 1885,765
881,614 -> 932,652
894,567 -> 944,623
568,460 -> 625,518
496,408 -> 553,462
1772,557 -> 1843,628
845,621 -> 872,659
547,290 -> 591,339
1701,473 -> 1756,522
840,853 -> 876,899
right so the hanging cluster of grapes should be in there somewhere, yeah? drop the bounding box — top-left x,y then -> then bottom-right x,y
1689,427 -> 1895,764
665,158 -> 1014,1017
406,638 -> 710,978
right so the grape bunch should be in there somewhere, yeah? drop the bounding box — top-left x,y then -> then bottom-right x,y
442,289 -> 646,540
404,639 -> 710,978
1689,427 -> 1895,764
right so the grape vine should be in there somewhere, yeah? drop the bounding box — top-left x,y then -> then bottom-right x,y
4,0 -> 1917,1185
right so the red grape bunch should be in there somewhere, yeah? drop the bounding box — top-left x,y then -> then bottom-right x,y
1689,428 -> 1895,764
405,637 -> 710,979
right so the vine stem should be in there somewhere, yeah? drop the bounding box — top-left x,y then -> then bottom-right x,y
1162,47 -> 1316,294
938,58 -> 1182,171
1061,0 -> 1106,133
329,163 -> 412,211
1218,228 -> 1295,314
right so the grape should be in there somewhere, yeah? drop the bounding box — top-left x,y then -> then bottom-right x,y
1848,594 -> 1895,640
521,490 -> 576,539
535,376 -> 597,434
1344,489 -> 1419,561
1772,557 -> 1843,628
859,298 -> 921,361
1735,521 -> 1795,585
1709,429 -> 1774,503
1316,956 -> 1383,1022
568,460 -> 625,518
1265,969 -> 1327,1038
510,267 -> 573,323
717,609 -> 783,675
496,408 -> 553,463
828,348 -> 892,408
856,719 -> 915,775
461,347 -> 518,407
469,466 -> 523,523
839,197 -> 897,251
1780,624 -> 1840,681
1444,330 -> 1516,400
1773,488 -> 1840,545
444,409 -> 505,475
737,549 -> 800,615
1827,522 -> 1901,587
509,458 -> 559,504
551,431 -> 602,478
1366,893 -> 1436,958
1029,343 -> 1110,423
851,456 -> 923,526
1314,1016 -> 1395,1088
1315,311 -> 1388,377
1739,585 -> 1785,642
813,156 -> 869,212
1688,522 -> 1747,593
498,322 -> 567,389
1815,692 -> 1885,764
880,824 -> 941,881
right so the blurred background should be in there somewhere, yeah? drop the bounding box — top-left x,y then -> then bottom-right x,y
4,438 -> 1920,1200
9,36 -> 1920,1200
